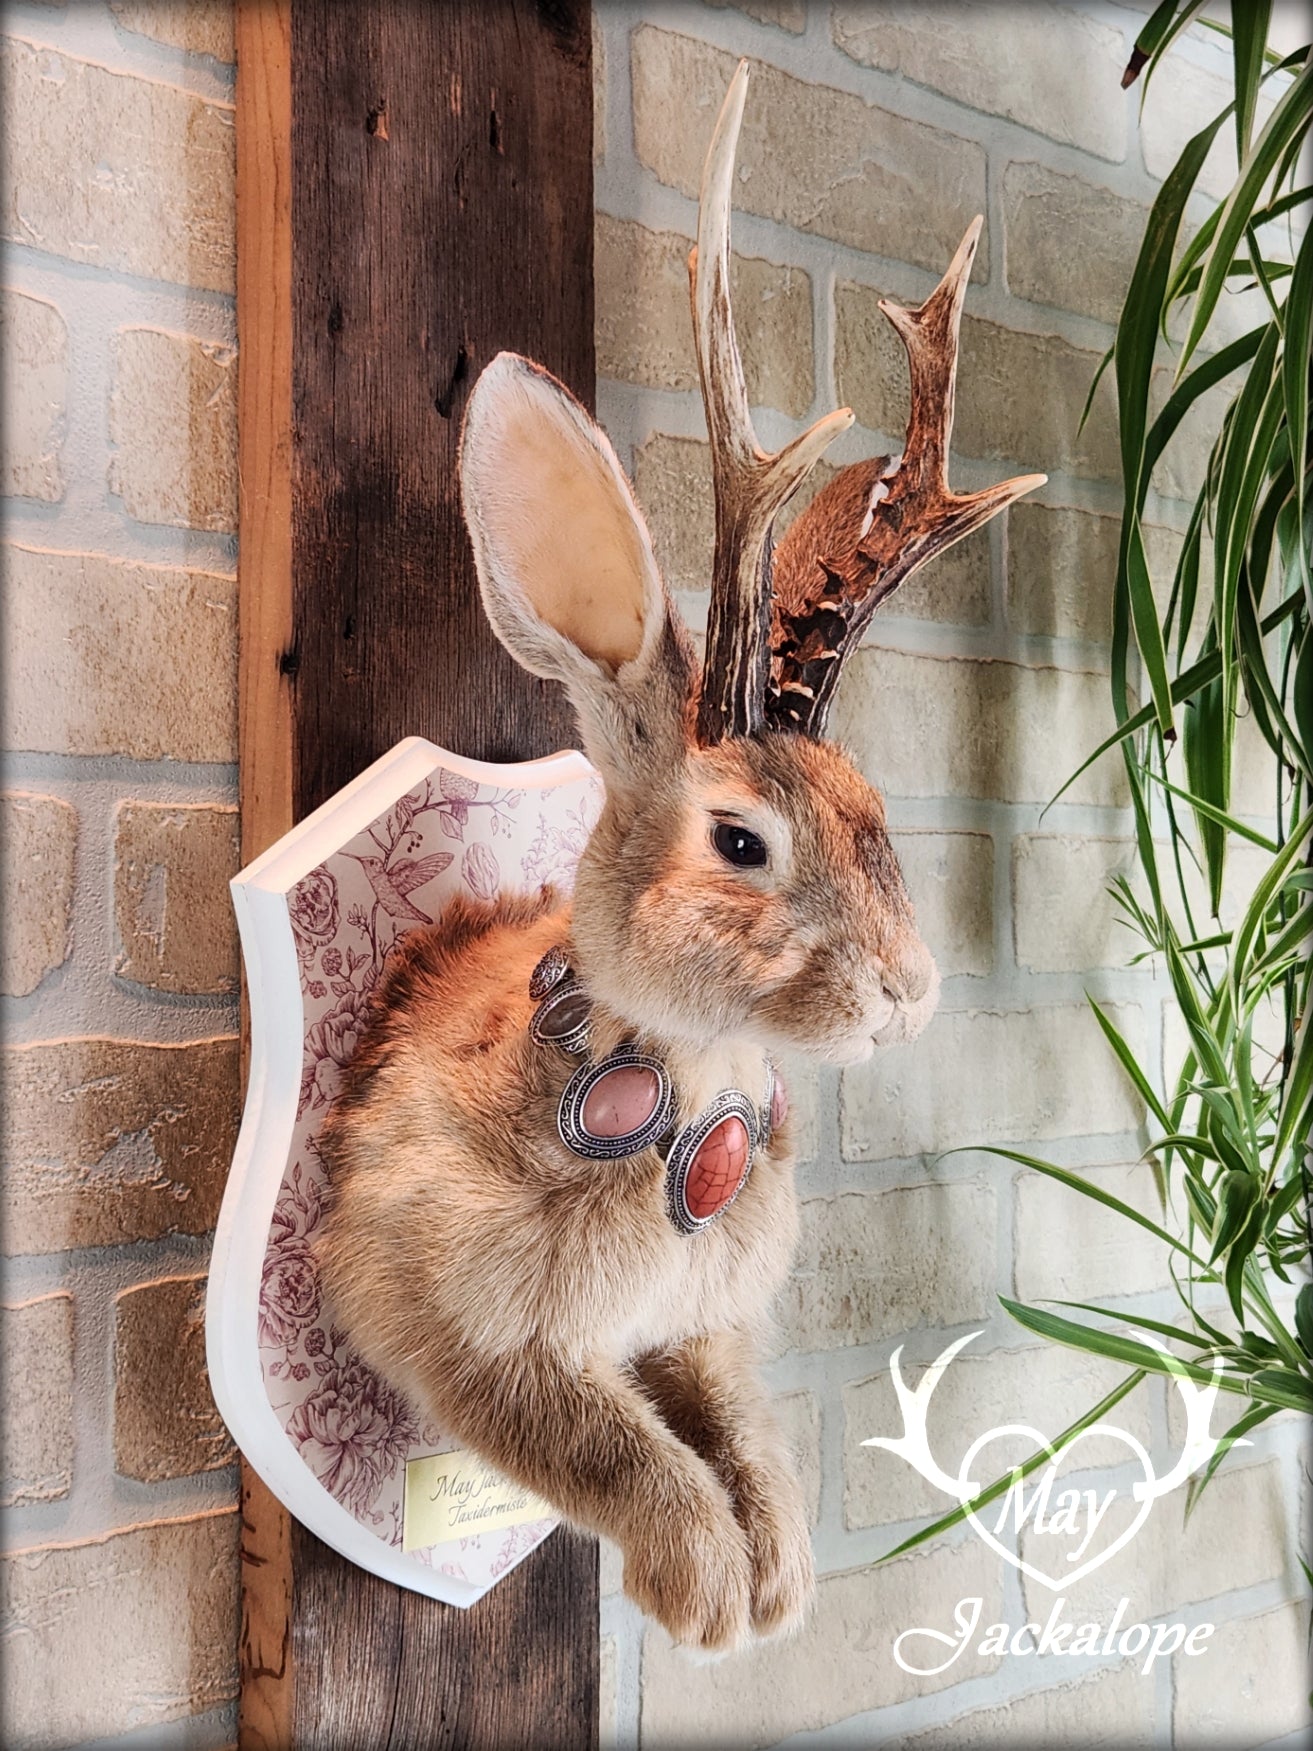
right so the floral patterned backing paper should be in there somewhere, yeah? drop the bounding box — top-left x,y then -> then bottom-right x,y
259,758 -> 601,1587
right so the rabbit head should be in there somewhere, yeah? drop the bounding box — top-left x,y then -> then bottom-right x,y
459,64 -> 1043,1067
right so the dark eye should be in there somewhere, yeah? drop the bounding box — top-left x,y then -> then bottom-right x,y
713,822 -> 768,868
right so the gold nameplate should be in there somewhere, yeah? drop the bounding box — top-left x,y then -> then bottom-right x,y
402,1449 -> 551,1553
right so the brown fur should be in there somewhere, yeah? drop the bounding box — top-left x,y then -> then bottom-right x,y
318,352 -> 941,1653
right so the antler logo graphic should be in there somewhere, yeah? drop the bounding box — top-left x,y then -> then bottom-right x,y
863,1332 -> 1236,1590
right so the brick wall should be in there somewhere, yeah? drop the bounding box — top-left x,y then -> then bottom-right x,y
2,4 -> 241,1748
593,3 -> 1308,1747
2,4 -> 1307,1750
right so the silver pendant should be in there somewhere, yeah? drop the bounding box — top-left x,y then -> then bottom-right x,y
530,979 -> 592,1055
529,944 -> 571,1001
558,1047 -> 675,1161
664,1090 -> 758,1236
759,1060 -> 777,1149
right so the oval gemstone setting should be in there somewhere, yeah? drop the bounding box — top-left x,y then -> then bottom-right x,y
581,1065 -> 660,1138
558,1048 -> 674,1160
664,1092 -> 758,1235
530,981 -> 592,1055
683,1115 -> 750,1220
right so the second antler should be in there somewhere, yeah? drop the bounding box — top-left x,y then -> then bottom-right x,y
689,62 -> 1046,744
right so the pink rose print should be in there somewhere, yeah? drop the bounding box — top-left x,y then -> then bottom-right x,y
287,1355 -> 418,1518
260,1236 -> 322,1348
301,984 -> 375,1112
290,866 -> 339,960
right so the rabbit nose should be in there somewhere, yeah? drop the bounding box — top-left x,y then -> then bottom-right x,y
881,942 -> 934,1006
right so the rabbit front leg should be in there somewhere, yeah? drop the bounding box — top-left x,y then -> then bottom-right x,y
632,1332 -> 815,1638
418,1342 -> 754,1653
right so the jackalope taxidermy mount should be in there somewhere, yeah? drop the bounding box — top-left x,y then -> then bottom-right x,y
321,63 -> 1044,1651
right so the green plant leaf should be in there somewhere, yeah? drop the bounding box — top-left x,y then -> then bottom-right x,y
960,1148 -> 1210,1270
1283,220 -> 1313,600
1001,1299 -> 1313,1410
1046,590 -> 1304,811
1144,769 -> 1281,851
1296,1283 -> 1313,1359
1055,1301 -> 1214,1347
1272,1005 -> 1313,1167
1144,326 -> 1264,483
874,1371 -> 1147,1563
1179,60 -> 1313,375
1231,808 -> 1313,996
1232,2 -> 1274,161
1087,996 -> 1174,1130
1185,1400 -> 1277,1516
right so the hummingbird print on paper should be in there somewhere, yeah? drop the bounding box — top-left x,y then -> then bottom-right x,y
347,851 -> 454,924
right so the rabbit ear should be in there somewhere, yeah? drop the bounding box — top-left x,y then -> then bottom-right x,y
460,352 -> 693,785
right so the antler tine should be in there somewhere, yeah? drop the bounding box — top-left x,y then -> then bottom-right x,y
691,60 -> 854,745
766,219 -> 1046,735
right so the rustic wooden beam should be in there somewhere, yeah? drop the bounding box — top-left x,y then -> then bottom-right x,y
235,1 -> 598,1742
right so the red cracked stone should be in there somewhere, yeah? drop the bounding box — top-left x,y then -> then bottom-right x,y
683,1115 -> 750,1221
581,1065 -> 659,1139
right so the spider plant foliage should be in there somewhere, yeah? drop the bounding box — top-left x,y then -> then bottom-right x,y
884,5 -> 1311,1562
1021,3 -> 1312,1479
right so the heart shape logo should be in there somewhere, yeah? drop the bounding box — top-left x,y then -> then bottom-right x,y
958,1423 -> 1156,1591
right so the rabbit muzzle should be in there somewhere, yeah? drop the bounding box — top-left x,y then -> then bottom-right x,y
869,938 -> 940,1052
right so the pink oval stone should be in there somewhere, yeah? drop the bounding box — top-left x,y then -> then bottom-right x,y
581,1065 -> 659,1139
770,1070 -> 788,1132
684,1116 -> 750,1220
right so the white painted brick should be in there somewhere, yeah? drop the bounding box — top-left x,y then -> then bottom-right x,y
630,26 -> 989,278
1,1512 -> 239,1746
780,1181 -> 996,1352
1014,1160 -> 1173,1303
832,2 -> 1127,162
595,217 -> 813,416
1,1293 -> 74,1506
600,1632 -> 617,1750
829,646 -> 1128,809
1,791 -> 77,998
1173,1601 -> 1312,1746
836,288 -> 1120,481
902,1659 -> 1155,1749
1007,500 -> 1119,643
109,327 -> 237,531
1006,503 -> 1194,643
841,1004 -> 1147,1162
1012,835 -> 1138,973
1003,160 -> 1145,326
892,831 -> 993,979
1149,360 -> 1238,507
844,1342 -> 1154,1529
599,1536 -> 624,1600
640,1540 -> 1003,1747
1,288 -> 66,502
776,1388 -> 822,1527
1,36 -> 235,292
1023,1461 -> 1290,1630
706,0 -> 806,32
1141,55 -> 1276,203
2,544 -> 237,762
108,1 -> 235,63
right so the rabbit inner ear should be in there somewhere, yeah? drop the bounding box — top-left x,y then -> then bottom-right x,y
497,398 -> 647,667
464,359 -> 657,672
